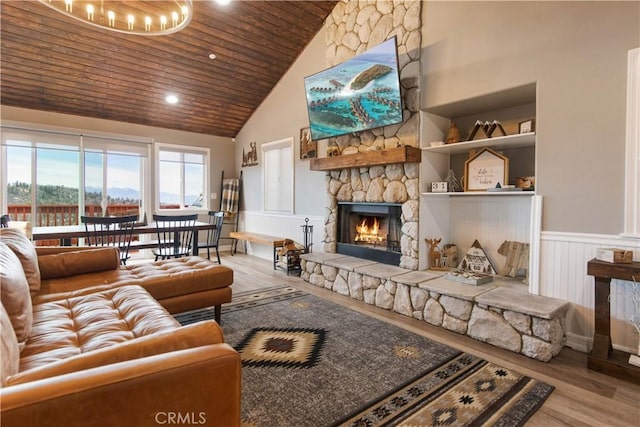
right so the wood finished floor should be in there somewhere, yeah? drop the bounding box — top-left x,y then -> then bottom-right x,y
218,252 -> 640,426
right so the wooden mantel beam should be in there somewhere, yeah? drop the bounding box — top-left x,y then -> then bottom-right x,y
309,146 -> 422,171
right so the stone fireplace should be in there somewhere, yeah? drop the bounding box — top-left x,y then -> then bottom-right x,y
324,162 -> 419,270
318,0 -> 423,270
336,202 -> 402,265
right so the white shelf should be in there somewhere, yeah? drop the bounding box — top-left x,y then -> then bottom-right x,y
422,132 -> 535,155
421,191 -> 536,197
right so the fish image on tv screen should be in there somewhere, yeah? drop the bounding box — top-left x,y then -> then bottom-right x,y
304,37 -> 403,141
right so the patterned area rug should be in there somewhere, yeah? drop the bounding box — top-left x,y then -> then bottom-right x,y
175,286 -> 553,427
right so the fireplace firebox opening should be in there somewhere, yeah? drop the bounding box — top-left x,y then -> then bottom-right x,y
337,202 -> 402,265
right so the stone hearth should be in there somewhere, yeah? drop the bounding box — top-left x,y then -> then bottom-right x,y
300,253 -> 570,362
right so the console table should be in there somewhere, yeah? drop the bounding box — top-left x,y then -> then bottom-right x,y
587,258 -> 640,384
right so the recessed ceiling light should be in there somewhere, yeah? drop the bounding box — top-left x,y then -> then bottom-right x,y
215,0 -> 231,6
165,94 -> 179,104
208,53 -> 217,60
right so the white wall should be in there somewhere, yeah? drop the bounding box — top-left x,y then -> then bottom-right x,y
234,27 -> 328,217
421,0 -> 640,235
232,26 -> 328,247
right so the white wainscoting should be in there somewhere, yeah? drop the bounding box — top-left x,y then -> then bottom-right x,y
449,196 -> 534,270
540,231 -> 640,353
236,211 -> 324,260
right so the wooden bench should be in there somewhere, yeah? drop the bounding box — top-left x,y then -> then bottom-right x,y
229,232 -> 293,270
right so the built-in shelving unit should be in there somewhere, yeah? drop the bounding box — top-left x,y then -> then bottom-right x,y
418,83 -> 541,292
420,132 -> 537,195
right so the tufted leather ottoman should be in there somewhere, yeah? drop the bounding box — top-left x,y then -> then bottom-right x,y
35,250 -> 233,321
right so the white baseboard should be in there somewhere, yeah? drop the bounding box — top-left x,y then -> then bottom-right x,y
565,329 -> 637,356
566,332 -> 590,353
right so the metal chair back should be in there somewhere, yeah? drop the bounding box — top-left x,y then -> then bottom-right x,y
81,214 -> 138,265
152,213 -> 198,261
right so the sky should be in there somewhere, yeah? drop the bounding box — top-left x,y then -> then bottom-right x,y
7,145 -> 141,191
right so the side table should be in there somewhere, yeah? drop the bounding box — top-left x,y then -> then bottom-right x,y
587,258 -> 640,384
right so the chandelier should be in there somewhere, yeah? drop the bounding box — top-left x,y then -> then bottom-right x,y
37,1 -> 193,36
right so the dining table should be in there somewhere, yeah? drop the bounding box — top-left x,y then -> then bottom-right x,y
32,221 -> 216,256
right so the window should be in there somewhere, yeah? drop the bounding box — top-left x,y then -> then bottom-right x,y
83,136 -> 148,218
262,137 -> 294,213
1,125 -> 149,226
2,128 -> 81,226
155,144 -> 209,210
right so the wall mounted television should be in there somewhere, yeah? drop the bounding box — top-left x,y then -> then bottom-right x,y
304,37 -> 403,141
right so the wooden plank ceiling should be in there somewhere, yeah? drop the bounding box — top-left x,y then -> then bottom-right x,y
0,0 -> 337,137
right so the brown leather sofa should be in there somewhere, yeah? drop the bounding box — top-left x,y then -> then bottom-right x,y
0,229 -> 241,426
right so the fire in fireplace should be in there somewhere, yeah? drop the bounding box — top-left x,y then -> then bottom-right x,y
355,217 -> 383,244
337,202 -> 402,265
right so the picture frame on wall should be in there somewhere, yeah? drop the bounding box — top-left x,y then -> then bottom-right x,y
464,147 -> 509,191
241,142 -> 258,167
299,127 -> 317,159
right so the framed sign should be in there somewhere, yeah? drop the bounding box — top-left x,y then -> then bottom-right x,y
518,119 -> 535,134
464,147 -> 509,191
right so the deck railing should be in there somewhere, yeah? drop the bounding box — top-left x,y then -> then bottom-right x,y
7,204 -> 142,246
7,204 -> 140,227
6,204 -> 189,246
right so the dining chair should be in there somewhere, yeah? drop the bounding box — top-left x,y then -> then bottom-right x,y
152,214 -> 198,261
81,214 -> 138,265
197,211 -> 224,264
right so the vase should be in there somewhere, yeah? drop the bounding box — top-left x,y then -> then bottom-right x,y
445,122 -> 460,144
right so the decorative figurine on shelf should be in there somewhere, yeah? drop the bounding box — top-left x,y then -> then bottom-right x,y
426,238 -> 444,270
497,240 -> 530,280
466,120 -> 491,141
445,122 -> 460,144
445,169 -> 462,192
441,244 -> 458,268
458,239 -> 497,275
326,140 -> 341,157
516,176 -> 535,191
